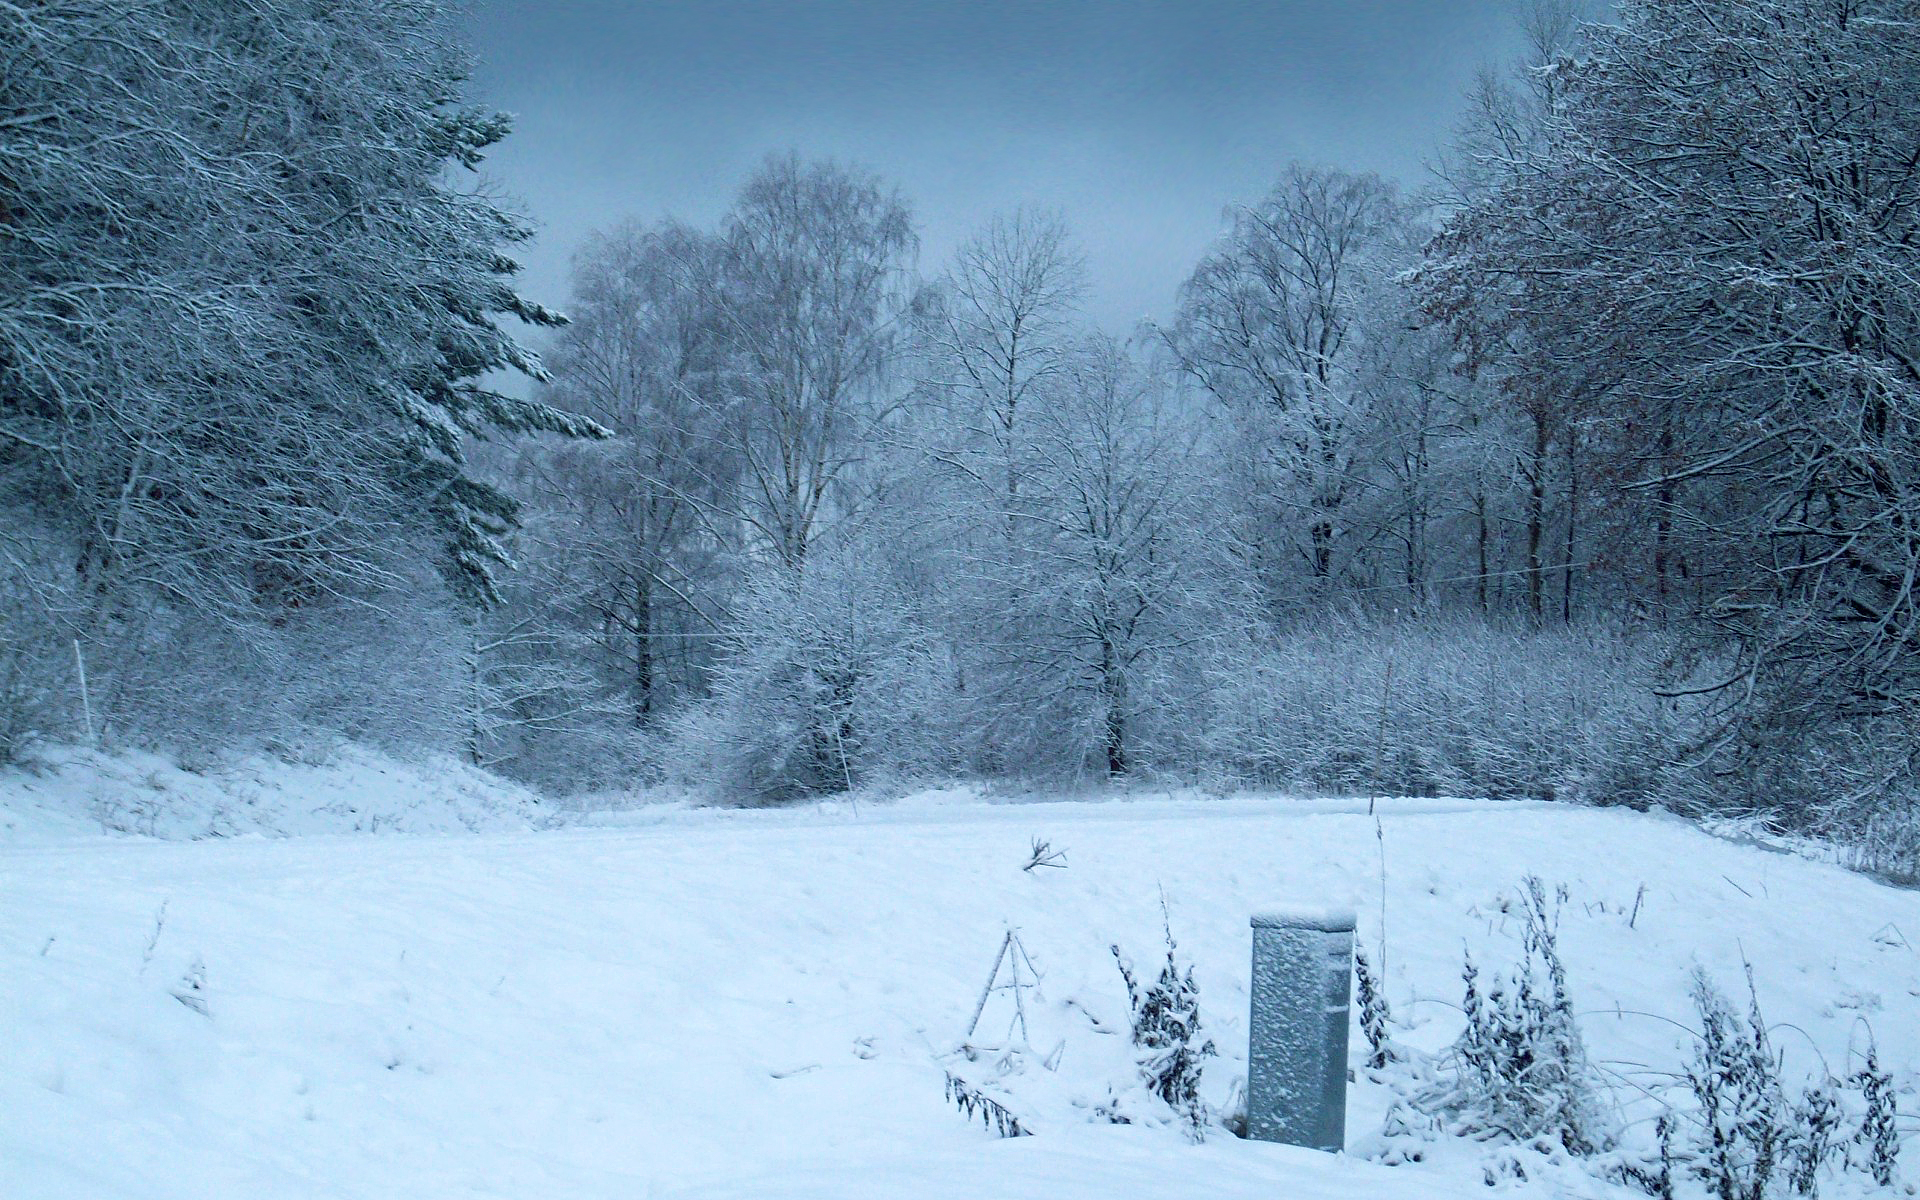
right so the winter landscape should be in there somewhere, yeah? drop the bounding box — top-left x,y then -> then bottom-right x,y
5,0 -> 1919,1196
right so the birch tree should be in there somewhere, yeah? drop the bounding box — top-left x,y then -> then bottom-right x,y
708,153 -> 916,569
917,209 -> 1087,527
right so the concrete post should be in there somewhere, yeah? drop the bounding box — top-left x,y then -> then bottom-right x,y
1246,906 -> 1355,1151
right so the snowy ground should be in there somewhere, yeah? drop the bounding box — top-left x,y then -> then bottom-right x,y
3,754 -> 1916,1198
0,744 -> 549,842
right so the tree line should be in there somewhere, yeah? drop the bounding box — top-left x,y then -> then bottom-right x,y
4,0 -> 1916,856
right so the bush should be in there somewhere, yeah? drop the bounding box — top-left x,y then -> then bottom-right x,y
1645,968 -> 1900,1200
1355,945 -> 1395,1070
661,548 -> 963,802
1111,916 -> 1216,1142
0,620 -> 66,766
1685,968 -> 1792,1199
0,534 -> 84,764
1196,613 -> 1700,807
1414,878 -> 1608,1154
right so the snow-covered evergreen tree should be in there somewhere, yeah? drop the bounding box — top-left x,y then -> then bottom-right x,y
1,0 -> 598,748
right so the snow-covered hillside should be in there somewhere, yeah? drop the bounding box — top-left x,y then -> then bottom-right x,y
3,770 -> 1915,1198
0,744 -> 550,842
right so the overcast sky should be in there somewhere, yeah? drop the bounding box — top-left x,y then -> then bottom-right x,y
466,1 -> 1528,342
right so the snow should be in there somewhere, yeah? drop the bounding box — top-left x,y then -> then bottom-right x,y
1251,905 -> 1358,931
2,753 -> 1916,1198
0,744 -> 549,842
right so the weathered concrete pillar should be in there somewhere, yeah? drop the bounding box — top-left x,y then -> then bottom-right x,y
1246,906 -> 1355,1151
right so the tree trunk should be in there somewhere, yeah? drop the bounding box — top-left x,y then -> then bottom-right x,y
465,631 -> 483,767
1526,410 -> 1549,622
1475,488 -> 1491,614
1100,638 -> 1126,777
1405,419 -> 1430,608
1561,427 -> 1577,624
634,575 -> 653,724
1653,417 -> 1675,616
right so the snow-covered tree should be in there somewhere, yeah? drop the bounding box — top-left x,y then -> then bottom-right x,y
1167,166 -> 1411,597
1005,337 -> 1245,778
916,209 -> 1088,528
1423,0 -> 1920,807
1,0 -> 598,748
708,153 -> 917,570
535,222 -> 738,728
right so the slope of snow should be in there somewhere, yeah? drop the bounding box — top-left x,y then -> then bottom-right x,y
2,779 -> 1915,1198
0,743 -> 550,842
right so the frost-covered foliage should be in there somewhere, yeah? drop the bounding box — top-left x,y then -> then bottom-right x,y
1365,882 -> 1904,1199
951,337 -> 1247,782
0,539 -> 72,765
1420,0 -> 1920,834
1655,971 -> 1901,1200
1111,923 -> 1216,1141
1355,945 -> 1395,1071
11,0 -> 1920,866
1410,879 -> 1607,1154
1200,614 -> 1696,806
1,0 -> 597,757
1853,1047 -> 1900,1189
661,544 -> 961,802
1684,970 -> 1794,1200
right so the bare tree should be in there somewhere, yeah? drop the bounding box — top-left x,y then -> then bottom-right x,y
1167,166 -> 1409,591
1010,337 -> 1242,778
538,222 -> 737,725
917,209 -> 1088,525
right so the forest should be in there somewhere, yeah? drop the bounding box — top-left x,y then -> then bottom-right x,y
4,0 -> 1918,876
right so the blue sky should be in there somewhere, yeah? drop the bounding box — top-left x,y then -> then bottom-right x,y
466,1 -> 1529,339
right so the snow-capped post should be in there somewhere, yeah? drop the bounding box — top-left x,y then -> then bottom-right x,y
1246,906 -> 1355,1152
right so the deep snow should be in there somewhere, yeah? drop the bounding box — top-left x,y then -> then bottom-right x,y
3,752 -> 1915,1198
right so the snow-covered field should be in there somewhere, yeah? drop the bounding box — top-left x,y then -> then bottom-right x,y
3,753 -> 1916,1198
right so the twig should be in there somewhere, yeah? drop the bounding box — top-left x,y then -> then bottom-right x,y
965,932 -> 1012,1040
1370,656 -> 1395,980
139,898 -> 168,971
1022,837 -> 1067,871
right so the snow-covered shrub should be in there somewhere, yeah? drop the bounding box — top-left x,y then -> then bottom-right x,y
0,534 -> 81,764
1415,878 -> 1607,1154
1355,945 -> 1395,1070
0,619 -> 64,766
1111,921 -> 1216,1142
1198,612 -> 1698,807
80,582 -> 476,765
1651,969 -> 1901,1200
662,547 -> 962,802
1684,968 -> 1792,1199
1852,1046 -> 1899,1188
1815,783 -> 1920,888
